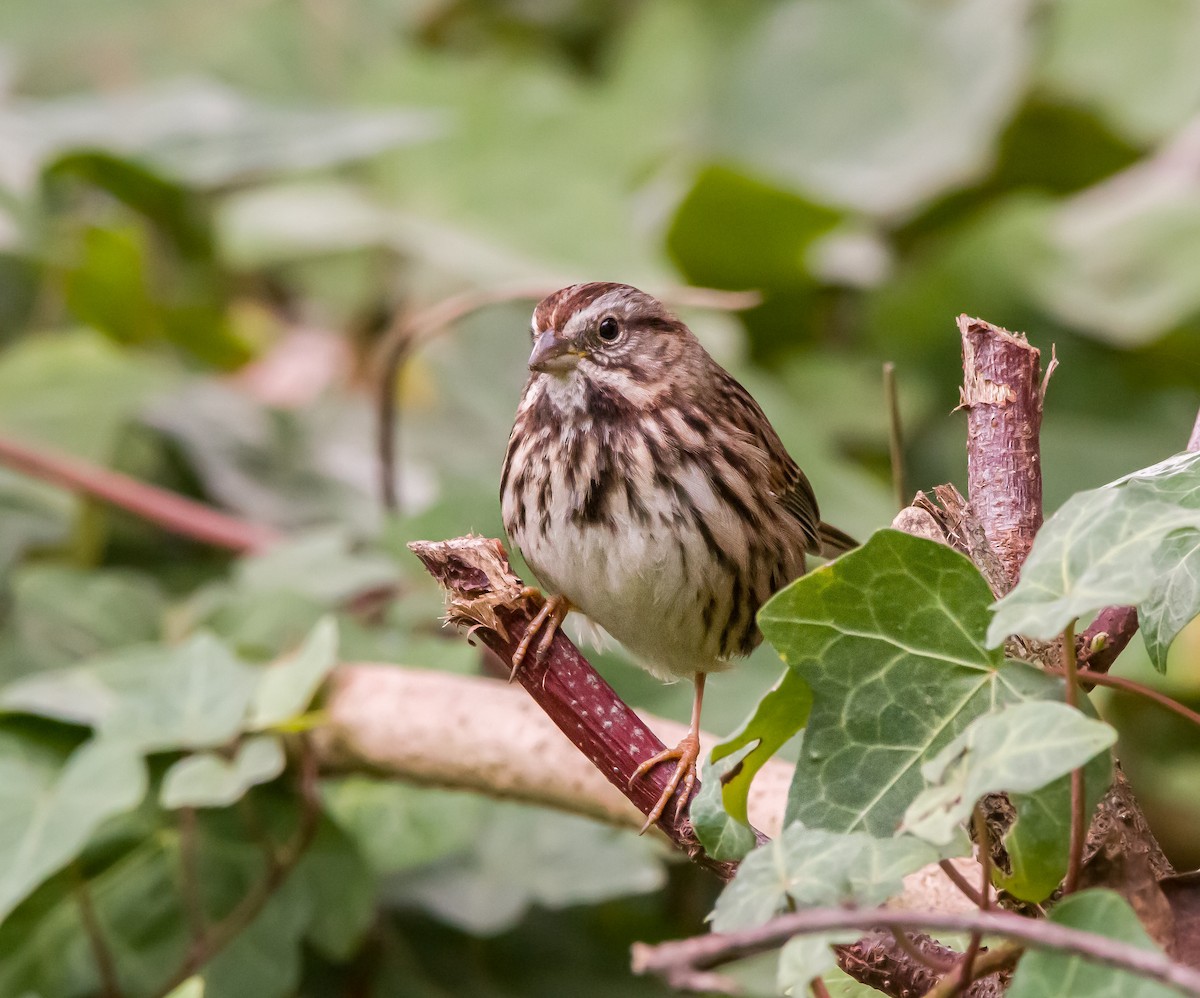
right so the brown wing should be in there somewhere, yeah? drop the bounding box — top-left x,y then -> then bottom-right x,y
714,366 -> 823,553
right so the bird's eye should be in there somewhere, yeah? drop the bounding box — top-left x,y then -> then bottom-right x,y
598,316 -> 620,342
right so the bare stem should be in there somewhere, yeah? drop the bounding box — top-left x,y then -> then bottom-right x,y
0,432 -> 279,553
631,906 -> 1200,996
71,861 -> 122,998
152,737 -> 321,998
1045,667 -> 1200,731
177,808 -> 207,950
940,859 -> 986,908
1062,620 -> 1087,896
883,361 -> 906,510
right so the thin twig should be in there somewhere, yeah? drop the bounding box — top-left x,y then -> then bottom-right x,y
887,925 -> 957,973
949,806 -> 993,996
177,807 -> 207,951
631,906 -> 1200,996
0,432 -> 280,553
810,977 -> 832,998
1044,667 -> 1200,731
71,860 -> 122,998
883,361 -> 906,511
939,859 -> 986,907
152,737 -> 322,998
1062,620 -> 1087,896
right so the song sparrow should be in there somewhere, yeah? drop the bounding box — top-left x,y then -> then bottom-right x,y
500,283 -> 855,831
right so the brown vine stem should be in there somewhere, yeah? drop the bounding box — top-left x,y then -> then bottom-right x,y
71,860 -> 122,998
939,859 -> 986,908
1062,620 -> 1087,896
883,361 -> 906,511
631,906 -> 1200,996
151,737 -> 321,998
0,432 -> 280,554
1045,667 -> 1200,731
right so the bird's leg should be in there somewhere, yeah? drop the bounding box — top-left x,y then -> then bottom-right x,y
511,589 -> 571,680
630,673 -> 706,834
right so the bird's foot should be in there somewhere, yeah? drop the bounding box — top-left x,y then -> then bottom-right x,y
630,732 -> 701,834
510,589 -> 570,681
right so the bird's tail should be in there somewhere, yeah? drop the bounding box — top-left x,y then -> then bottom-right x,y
815,521 -> 859,560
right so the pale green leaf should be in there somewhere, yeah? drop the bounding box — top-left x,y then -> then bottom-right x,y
777,933 -> 857,996
160,735 -> 286,809
988,450 -> 1200,658
902,702 -> 1117,844
0,735 -> 146,921
760,530 -> 1064,836
248,617 -> 339,729
710,824 -> 936,933
690,744 -> 758,862
712,0 -> 1032,214
1142,530 -> 1200,671
1,632 -> 259,751
1007,889 -> 1177,998
165,978 -> 204,998
390,803 -> 665,935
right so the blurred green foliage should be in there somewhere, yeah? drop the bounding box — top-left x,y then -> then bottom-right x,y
1,0 -> 1200,995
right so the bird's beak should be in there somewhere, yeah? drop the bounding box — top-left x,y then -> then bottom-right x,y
528,329 -> 580,373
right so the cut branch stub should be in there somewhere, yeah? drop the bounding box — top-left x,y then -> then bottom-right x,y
407,534 -> 742,877
958,315 -> 1045,586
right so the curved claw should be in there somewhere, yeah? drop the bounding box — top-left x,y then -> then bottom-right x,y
630,732 -> 701,834
510,591 -> 570,681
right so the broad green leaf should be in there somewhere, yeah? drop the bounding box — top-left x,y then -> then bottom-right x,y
1,632 -> 259,751
777,934 -> 857,996
902,702 -> 1117,844
0,797 -> 372,998
8,565 -> 164,673
988,450 -> 1200,661
166,978 -> 204,998
690,744 -> 758,862
2,80 -> 441,191
1000,754 -> 1113,903
710,823 -> 936,933
1007,889 -> 1177,998
0,734 -> 146,921
1029,174 -> 1200,346
692,669 -> 812,860
0,330 -> 169,463
160,735 -> 286,809
1042,0 -> 1200,143
710,0 -> 1031,214
667,165 -> 841,289
321,778 -> 484,875
760,530 -> 1064,835
1142,530 -> 1200,671
248,617 -> 339,729
390,803 -> 665,936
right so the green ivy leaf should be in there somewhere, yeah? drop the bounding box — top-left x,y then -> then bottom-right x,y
705,668 -> 811,838
710,823 -> 936,933
1142,530 -> 1200,672
988,450 -> 1200,667
0,734 -> 146,921
248,617 -> 339,729
2,632 -> 259,751
690,744 -> 759,862
1007,889 -> 1177,998
160,735 -> 286,809
760,530 -> 1065,835
777,934 -> 857,996
902,702 -> 1116,844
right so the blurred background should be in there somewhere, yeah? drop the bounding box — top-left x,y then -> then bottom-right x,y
1,0 -> 1199,995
